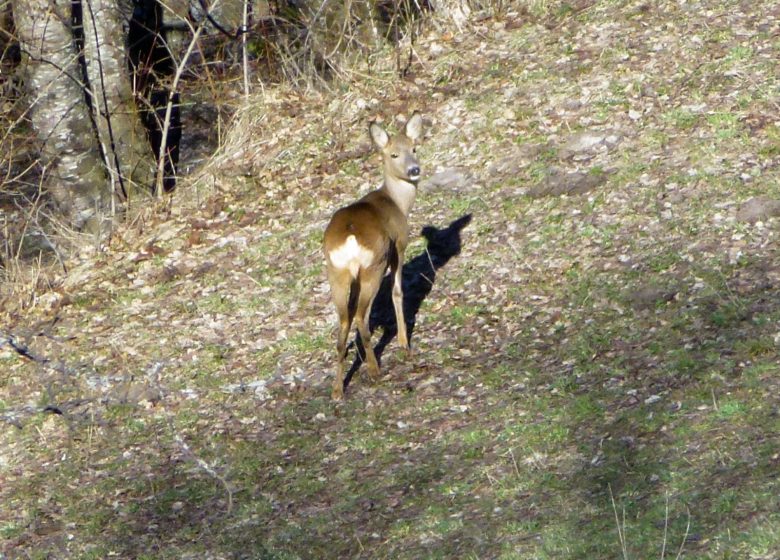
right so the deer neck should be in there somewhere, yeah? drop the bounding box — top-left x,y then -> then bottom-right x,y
383,175 -> 417,217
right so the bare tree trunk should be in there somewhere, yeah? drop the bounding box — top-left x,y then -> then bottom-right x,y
13,0 -> 112,234
80,0 -> 155,199
13,0 -> 156,235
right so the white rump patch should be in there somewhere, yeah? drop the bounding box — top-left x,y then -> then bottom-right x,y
329,235 -> 375,277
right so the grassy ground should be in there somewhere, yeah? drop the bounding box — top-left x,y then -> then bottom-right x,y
3,1 -> 780,558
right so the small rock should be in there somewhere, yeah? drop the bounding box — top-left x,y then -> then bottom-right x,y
644,395 -> 662,405
626,285 -> 678,310
429,42 -> 445,56
115,383 -> 161,405
641,84 -> 657,98
736,196 -> 780,223
564,131 -> 605,153
423,168 -> 470,190
527,168 -> 611,198
560,130 -> 622,159
486,143 -> 549,177
36,291 -> 64,313
17,230 -> 58,259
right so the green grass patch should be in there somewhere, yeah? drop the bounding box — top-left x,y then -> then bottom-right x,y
663,107 -> 700,130
706,112 -> 743,140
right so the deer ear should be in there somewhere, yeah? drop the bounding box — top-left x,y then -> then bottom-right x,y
369,122 -> 389,149
404,112 -> 423,141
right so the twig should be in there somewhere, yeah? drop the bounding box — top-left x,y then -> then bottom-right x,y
147,361 -> 235,514
155,0 -> 225,197
674,505 -> 691,560
609,484 -> 629,560
0,330 -> 77,378
173,432 -> 234,514
242,0 -> 251,100
661,492 -> 669,558
424,246 -> 436,281
507,448 -> 521,478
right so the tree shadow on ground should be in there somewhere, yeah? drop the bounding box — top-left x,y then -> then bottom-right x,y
344,213 -> 472,389
553,253 -> 780,557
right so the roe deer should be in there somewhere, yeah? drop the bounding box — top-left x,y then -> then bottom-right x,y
323,112 -> 424,400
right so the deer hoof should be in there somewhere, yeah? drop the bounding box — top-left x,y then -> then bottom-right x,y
331,386 -> 344,400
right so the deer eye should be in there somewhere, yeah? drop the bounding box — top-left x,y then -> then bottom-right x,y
412,148 -> 417,154
391,153 -> 399,159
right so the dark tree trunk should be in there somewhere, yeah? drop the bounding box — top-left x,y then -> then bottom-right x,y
128,0 -> 180,192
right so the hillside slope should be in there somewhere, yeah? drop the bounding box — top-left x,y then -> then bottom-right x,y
3,1 -> 780,558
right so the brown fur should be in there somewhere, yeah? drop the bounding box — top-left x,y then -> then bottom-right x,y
323,112 -> 424,400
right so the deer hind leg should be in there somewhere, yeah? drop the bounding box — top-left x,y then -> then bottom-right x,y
354,268 -> 382,381
391,246 -> 409,352
329,270 -> 355,400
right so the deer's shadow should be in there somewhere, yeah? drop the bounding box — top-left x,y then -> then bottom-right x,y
344,213 -> 472,388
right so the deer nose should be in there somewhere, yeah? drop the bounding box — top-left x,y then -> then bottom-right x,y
408,165 -> 421,178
